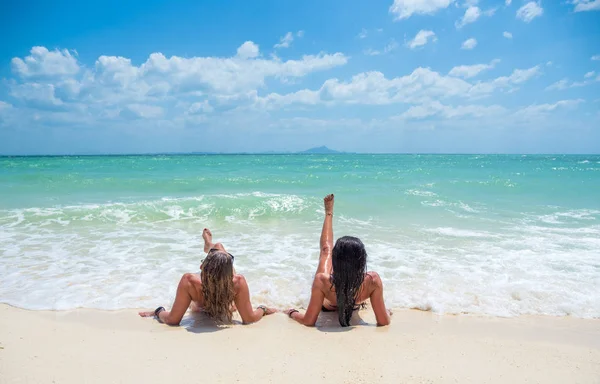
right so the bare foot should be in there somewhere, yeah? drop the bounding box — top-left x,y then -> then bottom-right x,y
324,194 -> 334,215
202,228 -> 213,253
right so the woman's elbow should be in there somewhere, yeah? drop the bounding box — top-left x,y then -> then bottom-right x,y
377,317 -> 391,326
164,317 -> 181,326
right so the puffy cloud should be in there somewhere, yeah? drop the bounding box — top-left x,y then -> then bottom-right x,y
237,41 -> 260,59
389,0 -> 454,20
456,6 -> 481,28
11,46 -> 79,78
584,71 -> 596,79
10,83 -> 68,110
592,55 -> 600,61
407,30 -> 437,49
449,59 -> 500,79
5,44 -> 349,122
461,38 -> 477,50
358,28 -> 368,39
503,31 -> 513,39
506,0 -> 512,5
571,0 -> 600,12
517,2 -> 543,22
254,64 -> 542,109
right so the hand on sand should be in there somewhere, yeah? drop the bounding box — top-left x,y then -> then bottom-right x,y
138,311 -> 155,317
324,194 -> 334,215
264,307 -> 278,315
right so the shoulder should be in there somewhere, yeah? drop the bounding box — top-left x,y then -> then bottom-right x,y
232,274 -> 248,291
365,271 -> 383,289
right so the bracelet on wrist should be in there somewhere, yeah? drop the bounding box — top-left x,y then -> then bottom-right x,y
154,306 -> 165,317
258,305 -> 267,316
288,309 -> 299,318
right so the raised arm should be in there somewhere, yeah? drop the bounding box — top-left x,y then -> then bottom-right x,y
316,194 -> 335,275
233,275 -> 275,324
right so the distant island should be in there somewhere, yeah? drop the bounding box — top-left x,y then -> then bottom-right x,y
298,146 -> 342,154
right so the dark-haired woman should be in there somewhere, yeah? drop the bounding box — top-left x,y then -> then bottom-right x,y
286,194 -> 391,327
139,228 -> 276,325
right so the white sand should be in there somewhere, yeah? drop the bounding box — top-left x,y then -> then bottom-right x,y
0,304 -> 598,383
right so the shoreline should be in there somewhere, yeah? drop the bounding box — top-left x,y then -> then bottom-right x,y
1,304 -> 598,383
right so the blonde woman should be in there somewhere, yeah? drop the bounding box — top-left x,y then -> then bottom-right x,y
139,228 -> 276,325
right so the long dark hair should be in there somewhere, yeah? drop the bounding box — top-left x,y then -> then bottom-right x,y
331,236 -> 367,327
201,251 -> 236,323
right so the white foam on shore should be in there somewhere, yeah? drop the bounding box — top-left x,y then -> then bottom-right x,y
0,197 -> 599,318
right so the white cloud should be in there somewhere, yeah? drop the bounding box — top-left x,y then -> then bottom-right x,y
449,59 -> 500,79
237,41 -> 260,59
6,44 -> 349,120
364,40 -> 399,56
274,30 -> 305,49
572,0 -> 600,12
546,79 -> 569,91
364,49 -> 381,56
358,28 -> 368,39
517,2 -> 543,22
384,39 -> 399,53
546,72 -> 600,90
503,31 -> 513,39
456,6 -> 481,28
514,99 -> 584,118
506,0 -> 512,5
274,32 -> 294,49
254,64 -> 542,109
11,46 -> 80,78
483,8 -> 498,16
407,30 -> 437,49
389,0 -> 454,20
399,101 -> 506,120
461,38 -> 477,50
592,55 -> 600,61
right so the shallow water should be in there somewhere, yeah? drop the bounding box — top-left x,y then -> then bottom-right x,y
1,154 -> 598,317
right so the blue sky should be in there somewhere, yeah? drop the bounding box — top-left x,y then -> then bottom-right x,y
0,0 -> 599,154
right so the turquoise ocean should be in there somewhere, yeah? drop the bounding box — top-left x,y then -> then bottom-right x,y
1,154 -> 599,317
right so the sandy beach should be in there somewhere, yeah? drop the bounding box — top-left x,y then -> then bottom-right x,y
0,304 -> 598,384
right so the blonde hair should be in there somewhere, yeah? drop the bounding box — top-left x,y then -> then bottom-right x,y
201,251 -> 236,323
